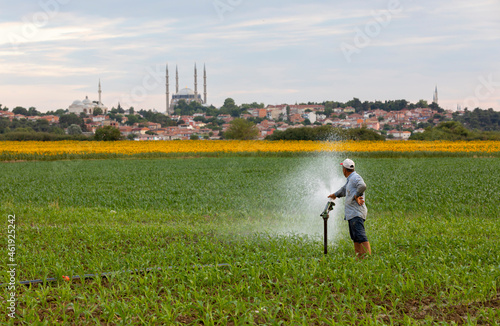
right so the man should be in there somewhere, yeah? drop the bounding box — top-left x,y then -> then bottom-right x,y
328,158 -> 371,259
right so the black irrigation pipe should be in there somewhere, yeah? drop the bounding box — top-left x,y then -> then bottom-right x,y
3,204 -> 335,287
1,263 -> 232,287
2,256 -> 319,287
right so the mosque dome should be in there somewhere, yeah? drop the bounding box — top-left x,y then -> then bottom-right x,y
178,88 -> 195,95
82,96 -> 92,105
72,100 -> 83,106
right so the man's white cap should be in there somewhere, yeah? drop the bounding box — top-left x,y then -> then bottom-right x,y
340,158 -> 355,169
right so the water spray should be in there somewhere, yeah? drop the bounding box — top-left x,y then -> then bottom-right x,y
319,200 -> 335,254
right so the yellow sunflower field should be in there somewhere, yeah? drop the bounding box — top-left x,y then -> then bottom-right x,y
0,140 -> 499,160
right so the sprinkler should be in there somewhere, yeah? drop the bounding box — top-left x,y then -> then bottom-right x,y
320,200 -> 335,254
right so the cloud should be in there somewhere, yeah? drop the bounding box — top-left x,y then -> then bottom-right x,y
0,0 -> 499,111
0,62 -> 104,77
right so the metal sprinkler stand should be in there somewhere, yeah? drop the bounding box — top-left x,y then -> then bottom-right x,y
320,200 -> 335,254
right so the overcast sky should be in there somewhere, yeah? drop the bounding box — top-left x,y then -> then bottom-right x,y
1,0 -> 499,112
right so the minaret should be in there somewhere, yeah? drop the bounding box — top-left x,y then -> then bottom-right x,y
194,63 -> 198,101
433,85 -> 438,105
98,79 -> 102,105
203,64 -> 207,104
175,65 -> 179,94
166,64 -> 170,115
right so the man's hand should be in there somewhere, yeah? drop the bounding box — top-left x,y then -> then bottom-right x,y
354,196 -> 364,206
328,194 -> 336,200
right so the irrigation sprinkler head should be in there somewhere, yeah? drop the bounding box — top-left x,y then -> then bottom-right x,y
320,200 -> 335,255
320,200 -> 335,220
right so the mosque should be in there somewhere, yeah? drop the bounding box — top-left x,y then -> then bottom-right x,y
68,81 -> 108,115
166,64 -> 207,115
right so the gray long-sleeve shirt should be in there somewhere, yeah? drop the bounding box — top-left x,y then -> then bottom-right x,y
334,171 -> 368,220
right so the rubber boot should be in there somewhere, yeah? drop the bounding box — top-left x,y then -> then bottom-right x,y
354,243 -> 362,259
359,241 -> 371,258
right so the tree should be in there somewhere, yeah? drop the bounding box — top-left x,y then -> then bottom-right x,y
267,125 -> 339,141
53,109 -> 66,116
323,102 -> 333,116
126,114 -> 139,126
0,118 -> 10,133
94,126 -> 122,141
241,102 -> 265,109
220,98 -> 241,117
28,107 -> 40,116
34,119 -> 50,133
173,100 -> 189,116
454,108 -> 500,131
59,113 -> 83,128
347,127 -> 385,140
346,98 -> 362,112
67,124 -> 83,135
409,121 -> 477,140
223,98 -> 236,108
416,99 -> 428,108
93,107 -> 103,116
429,102 -> 444,113
224,118 -> 259,140
52,127 -> 65,135
433,113 -> 444,121
13,107 -> 29,116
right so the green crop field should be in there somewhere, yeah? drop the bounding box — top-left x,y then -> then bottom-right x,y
1,156 -> 499,325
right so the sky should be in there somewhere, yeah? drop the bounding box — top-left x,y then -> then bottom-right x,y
0,0 -> 499,113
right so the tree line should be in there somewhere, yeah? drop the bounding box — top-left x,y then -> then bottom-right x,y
452,108 -> 499,131
265,125 -> 385,141
409,121 -> 500,141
